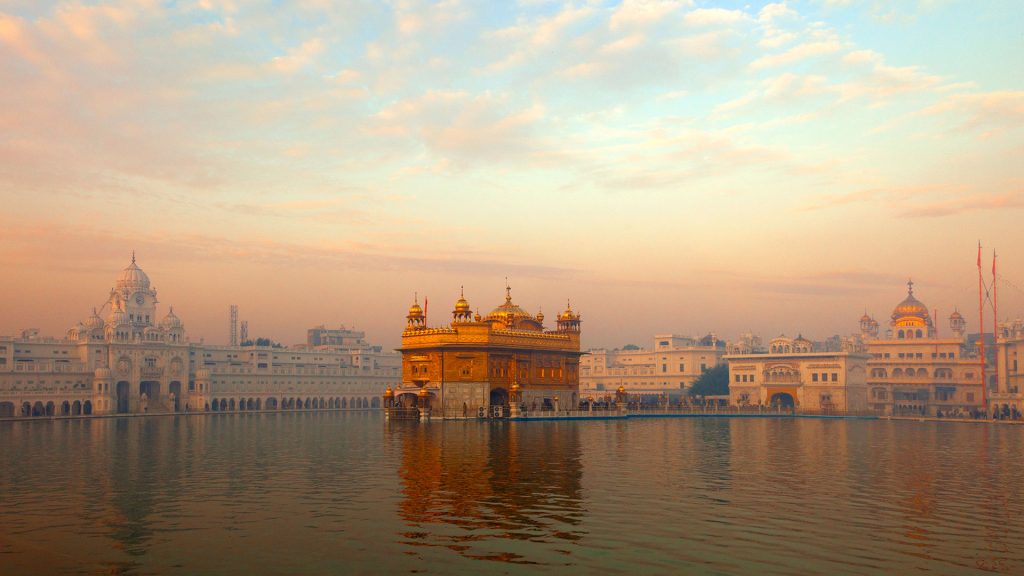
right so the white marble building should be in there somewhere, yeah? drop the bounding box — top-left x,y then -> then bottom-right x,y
0,257 -> 399,418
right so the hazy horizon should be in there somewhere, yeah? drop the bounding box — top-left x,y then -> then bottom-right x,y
1,1 -> 1021,350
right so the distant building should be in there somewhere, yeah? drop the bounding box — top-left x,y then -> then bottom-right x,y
994,319 -> 1024,417
395,287 -> 582,418
725,335 -> 870,411
580,334 -> 724,398
306,325 -> 368,349
0,257 -> 398,418
859,281 -> 984,416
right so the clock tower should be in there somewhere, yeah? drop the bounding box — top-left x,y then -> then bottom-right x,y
107,253 -> 159,336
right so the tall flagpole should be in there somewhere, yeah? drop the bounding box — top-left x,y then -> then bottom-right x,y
978,241 -> 987,413
993,250 -> 999,402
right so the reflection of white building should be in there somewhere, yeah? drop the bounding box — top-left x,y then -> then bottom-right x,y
0,257 -> 399,418
579,334 -> 724,397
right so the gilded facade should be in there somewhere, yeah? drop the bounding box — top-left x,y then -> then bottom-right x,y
394,287 -> 582,418
0,257 -> 399,418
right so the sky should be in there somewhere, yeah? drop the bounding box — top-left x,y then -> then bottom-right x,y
0,0 -> 1022,350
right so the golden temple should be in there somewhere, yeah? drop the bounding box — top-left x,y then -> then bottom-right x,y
387,285 -> 582,419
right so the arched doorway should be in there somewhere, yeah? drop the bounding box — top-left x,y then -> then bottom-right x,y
83,401 -> 93,415
490,388 -> 509,410
169,381 -> 182,412
61,401 -> 70,416
116,381 -> 130,414
769,392 -> 796,408
211,399 -> 219,412
140,381 -> 160,406
72,400 -> 82,415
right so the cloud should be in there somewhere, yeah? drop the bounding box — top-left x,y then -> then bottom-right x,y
368,90 -> 550,166
898,191 -> 1024,218
750,38 -> 842,69
609,0 -> 690,31
683,8 -> 749,27
919,91 -> 1024,133
759,2 -> 797,23
269,38 -> 324,73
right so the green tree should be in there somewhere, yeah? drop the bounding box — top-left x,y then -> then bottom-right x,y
687,364 -> 729,397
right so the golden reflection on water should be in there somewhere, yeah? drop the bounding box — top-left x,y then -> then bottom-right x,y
0,414 -> 1022,574
390,421 -> 584,564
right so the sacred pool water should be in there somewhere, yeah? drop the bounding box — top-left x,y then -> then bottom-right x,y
1,413 -> 1021,574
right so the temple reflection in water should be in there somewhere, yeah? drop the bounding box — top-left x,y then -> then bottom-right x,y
389,420 -> 585,562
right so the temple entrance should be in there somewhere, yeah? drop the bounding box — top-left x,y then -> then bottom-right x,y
489,388 -> 509,418
140,381 -> 160,406
116,381 -> 130,414
169,381 -> 182,412
769,392 -> 795,408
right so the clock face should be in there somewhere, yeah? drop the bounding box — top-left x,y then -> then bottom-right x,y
135,294 -> 145,305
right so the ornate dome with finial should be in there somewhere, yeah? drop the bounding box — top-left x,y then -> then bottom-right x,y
408,297 -> 424,319
161,307 -> 182,329
559,300 -> 577,321
486,285 -> 533,324
454,287 -> 471,314
116,252 -> 151,292
891,279 -> 930,324
83,308 -> 105,331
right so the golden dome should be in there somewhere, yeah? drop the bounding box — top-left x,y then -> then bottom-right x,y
486,285 -> 533,323
408,293 -> 424,318
891,280 -> 929,321
949,309 -> 963,320
536,309 -> 545,322
384,387 -> 394,398
559,300 -> 576,321
454,286 -> 471,313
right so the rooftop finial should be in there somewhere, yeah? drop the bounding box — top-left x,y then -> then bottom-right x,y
461,285 -> 464,298
131,250 -> 136,265
907,278 -> 914,295
505,278 -> 511,302
414,291 -> 418,304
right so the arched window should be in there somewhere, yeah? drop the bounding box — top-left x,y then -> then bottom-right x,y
916,329 -> 923,338
898,330 -> 905,339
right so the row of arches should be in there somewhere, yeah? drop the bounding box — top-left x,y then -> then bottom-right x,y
206,396 -> 381,412
1,400 -> 94,418
871,367 -> 955,379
